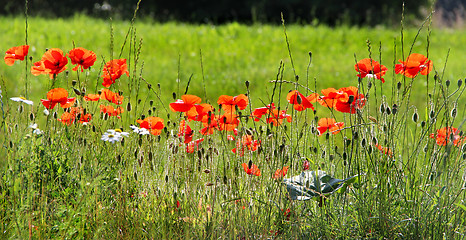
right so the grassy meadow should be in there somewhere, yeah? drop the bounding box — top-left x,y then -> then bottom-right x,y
1,14 -> 466,239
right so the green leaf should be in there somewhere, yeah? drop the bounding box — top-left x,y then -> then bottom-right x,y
455,203 -> 466,212
283,170 -> 359,201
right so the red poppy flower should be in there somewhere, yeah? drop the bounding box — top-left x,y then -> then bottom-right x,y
32,48 -> 68,79
217,94 -> 249,112
100,89 -> 124,105
83,94 -> 100,101
58,107 -> 91,125
374,143 -> 393,157
395,53 -> 433,78
136,116 -> 165,136
273,166 -> 289,179
101,59 -> 129,87
68,47 -> 97,72
286,90 -> 318,111
186,103 -> 214,122
317,118 -> 344,136
334,87 -> 366,114
41,88 -> 76,109
218,113 -> 239,131
355,58 -> 388,83
4,45 -> 29,66
200,114 -> 219,135
232,135 -> 260,156
318,88 -> 348,108
186,138 -> 204,153
266,109 -> 292,126
241,162 -> 261,176
430,126 -> 465,147
100,105 -> 124,118
251,103 -> 275,121
178,120 -> 193,143
170,95 -> 202,112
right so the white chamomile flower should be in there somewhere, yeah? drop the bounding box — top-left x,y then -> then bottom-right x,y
130,125 -> 150,135
28,123 -> 43,135
101,129 -> 129,143
10,97 -> 33,105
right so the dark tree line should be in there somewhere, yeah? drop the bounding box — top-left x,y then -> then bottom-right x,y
0,0 -> 440,26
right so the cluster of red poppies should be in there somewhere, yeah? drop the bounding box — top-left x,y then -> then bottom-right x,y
4,44 -> 463,178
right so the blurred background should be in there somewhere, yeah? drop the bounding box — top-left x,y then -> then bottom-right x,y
0,0 -> 464,27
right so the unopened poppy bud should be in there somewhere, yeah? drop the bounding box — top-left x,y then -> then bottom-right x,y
446,79 -> 450,87
53,112 -> 58,119
118,90 -> 123,96
138,99 -> 142,104
29,113 -> 34,121
29,56 -> 33,61
343,152 -> 347,160
172,92 -> 176,100
126,102 -> 132,112
73,88 -> 81,96
451,108 -> 457,118
392,104 -> 398,114
72,80 -> 77,86
367,81 -> 372,89
429,110 -> 435,119
421,121 -> 426,128
361,138 -> 367,148
147,84 -> 152,89
157,83 -> 161,89
141,114 -> 145,120
347,95 -> 354,105
296,94 -> 302,104
458,79 -> 463,88
412,112 -> 418,122
397,82 -> 402,90
372,136 -> 378,145
321,151 -> 326,158
204,169 -> 211,174
385,107 -> 391,115
248,160 -> 253,169
379,104 -> 385,114
19,105 -> 23,113
148,109 -> 152,115
149,100 -> 154,106
245,81 -> 249,88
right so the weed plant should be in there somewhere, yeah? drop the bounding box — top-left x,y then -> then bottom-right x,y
0,5 -> 465,240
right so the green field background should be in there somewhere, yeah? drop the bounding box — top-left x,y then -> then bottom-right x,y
1,15 -> 465,108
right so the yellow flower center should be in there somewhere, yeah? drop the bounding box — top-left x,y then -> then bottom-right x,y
114,128 -> 122,133
108,134 -> 115,138
19,97 -> 27,100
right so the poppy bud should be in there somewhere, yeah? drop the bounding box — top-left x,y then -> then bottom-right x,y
329,154 -> 334,161
321,151 -> 326,158
392,104 -> 398,114
29,56 -> 33,61
367,81 -> 372,90
73,88 -> 81,96
367,146 -> 372,154
165,175 -> 169,183
248,160 -> 253,169
29,113 -> 34,121
361,138 -> 366,148
147,84 -> 152,89
379,104 -> 385,114
138,99 -> 142,104
421,121 -> 426,128
446,79 -> 450,87
434,74 -> 438,81
126,102 -> 132,112
148,109 -> 152,115
385,107 -> 391,115
149,100 -> 154,106
397,82 -> 402,90
372,136 -> 378,145
19,105 -> 23,114
458,79 -> 463,88
134,150 -> 138,159
343,152 -> 347,160
141,114 -> 145,120
172,92 -> 176,100
72,80 -> 77,86
348,95 -> 354,105
429,110 -> 435,119
53,111 -> 58,119
451,108 -> 457,118
412,112 -> 418,122
296,94 -> 302,104
157,83 -> 161,89
204,169 -> 211,174
118,90 -> 123,96
245,81 -> 249,88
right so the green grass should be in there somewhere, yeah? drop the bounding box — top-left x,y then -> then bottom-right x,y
1,14 -> 466,239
